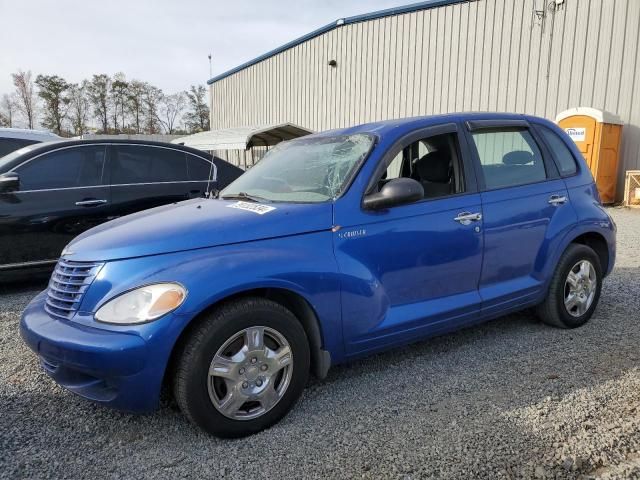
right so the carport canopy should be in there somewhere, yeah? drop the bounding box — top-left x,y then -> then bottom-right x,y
171,123 -> 313,151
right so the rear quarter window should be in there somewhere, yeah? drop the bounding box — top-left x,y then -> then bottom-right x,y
538,125 -> 578,176
186,154 -> 214,181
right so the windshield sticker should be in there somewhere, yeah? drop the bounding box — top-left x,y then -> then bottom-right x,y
227,201 -> 276,215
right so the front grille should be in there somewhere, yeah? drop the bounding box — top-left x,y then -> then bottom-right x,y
45,259 -> 104,320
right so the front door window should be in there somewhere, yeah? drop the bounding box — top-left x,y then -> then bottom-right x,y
16,146 -> 106,190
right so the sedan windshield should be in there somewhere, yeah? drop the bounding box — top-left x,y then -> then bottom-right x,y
221,134 -> 374,203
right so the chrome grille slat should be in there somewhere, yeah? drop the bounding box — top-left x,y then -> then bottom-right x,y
45,259 -> 104,320
45,299 -> 76,311
48,283 -> 86,294
46,290 -> 82,303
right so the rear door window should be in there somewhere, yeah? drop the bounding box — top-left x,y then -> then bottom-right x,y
471,129 -> 546,190
111,145 -> 188,184
538,125 -> 578,176
16,146 -> 106,190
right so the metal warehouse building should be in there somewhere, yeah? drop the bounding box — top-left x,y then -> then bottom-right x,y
208,0 -> 640,199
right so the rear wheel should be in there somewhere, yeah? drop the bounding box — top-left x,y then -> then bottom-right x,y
173,298 -> 310,437
536,243 -> 602,328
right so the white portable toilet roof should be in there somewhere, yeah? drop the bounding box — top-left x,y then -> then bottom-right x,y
555,107 -> 624,125
171,123 -> 313,151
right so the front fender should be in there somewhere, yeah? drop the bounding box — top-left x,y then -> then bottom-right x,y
76,231 -> 344,362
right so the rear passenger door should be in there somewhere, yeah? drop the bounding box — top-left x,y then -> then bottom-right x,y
463,119 -> 577,316
108,144 -> 205,218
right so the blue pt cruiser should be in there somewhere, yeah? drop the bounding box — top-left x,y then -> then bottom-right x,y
21,113 -> 616,437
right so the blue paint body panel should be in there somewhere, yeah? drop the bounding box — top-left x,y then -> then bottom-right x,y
20,113 -> 616,413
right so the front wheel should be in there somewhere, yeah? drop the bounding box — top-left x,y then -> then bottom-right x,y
173,298 -> 310,437
536,243 -> 603,329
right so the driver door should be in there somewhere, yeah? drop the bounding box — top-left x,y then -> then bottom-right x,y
333,123 -> 484,357
0,145 -> 111,267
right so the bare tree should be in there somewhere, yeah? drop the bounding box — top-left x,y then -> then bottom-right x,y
127,80 -> 146,134
158,92 -> 186,134
0,94 -> 15,127
68,81 -> 91,136
11,70 -> 37,129
87,74 -> 111,133
184,85 -> 210,133
35,74 -> 71,135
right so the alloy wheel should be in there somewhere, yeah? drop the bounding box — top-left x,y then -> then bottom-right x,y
207,326 -> 293,420
563,259 -> 597,317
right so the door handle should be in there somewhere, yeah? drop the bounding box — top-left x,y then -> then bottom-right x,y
75,199 -> 107,207
548,194 -> 567,206
454,211 -> 482,225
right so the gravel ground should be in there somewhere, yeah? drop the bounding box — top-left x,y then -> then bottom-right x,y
1,207 -> 639,480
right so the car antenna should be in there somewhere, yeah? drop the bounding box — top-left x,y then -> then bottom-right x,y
206,157 -> 215,198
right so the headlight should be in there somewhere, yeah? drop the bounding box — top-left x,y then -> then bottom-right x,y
95,283 -> 186,325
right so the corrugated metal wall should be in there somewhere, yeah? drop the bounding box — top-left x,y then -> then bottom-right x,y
210,0 -> 640,197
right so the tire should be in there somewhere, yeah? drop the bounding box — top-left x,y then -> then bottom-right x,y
536,243 -> 603,329
173,297 -> 310,438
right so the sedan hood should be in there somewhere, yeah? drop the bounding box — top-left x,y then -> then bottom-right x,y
65,198 -> 334,262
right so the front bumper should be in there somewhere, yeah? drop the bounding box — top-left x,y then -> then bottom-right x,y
20,291 -> 167,413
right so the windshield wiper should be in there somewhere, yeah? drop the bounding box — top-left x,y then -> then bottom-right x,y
220,192 -> 269,203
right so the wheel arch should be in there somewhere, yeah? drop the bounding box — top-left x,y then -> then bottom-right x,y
568,231 -> 610,275
164,287 -> 331,394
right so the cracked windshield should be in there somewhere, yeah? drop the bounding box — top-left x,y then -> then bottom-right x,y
221,134 -> 373,203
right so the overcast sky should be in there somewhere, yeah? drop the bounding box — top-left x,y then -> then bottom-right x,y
0,0 -> 412,96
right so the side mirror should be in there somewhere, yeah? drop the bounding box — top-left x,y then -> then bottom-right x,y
362,177 -> 424,210
0,172 -> 19,193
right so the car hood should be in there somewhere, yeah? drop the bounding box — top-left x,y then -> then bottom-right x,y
64,198 -> 334,262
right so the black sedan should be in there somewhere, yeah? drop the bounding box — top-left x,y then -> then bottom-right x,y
0,139 -> 243,278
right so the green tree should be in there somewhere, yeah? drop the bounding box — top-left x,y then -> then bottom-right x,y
184,85 -> 209,133
142,83 -> 163,134
111,72 -> 129,132
87,74 -> 111,133
127,80 -> 146,133
35,74 -> 71,135
68,81 -> 90,136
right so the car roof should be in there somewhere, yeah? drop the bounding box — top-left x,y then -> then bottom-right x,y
311,112 -> 556,140
0,127 -> 61,141
0,138 -> 215,173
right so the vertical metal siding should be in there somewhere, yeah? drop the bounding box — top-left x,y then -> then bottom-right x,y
210,0 -> 640,197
